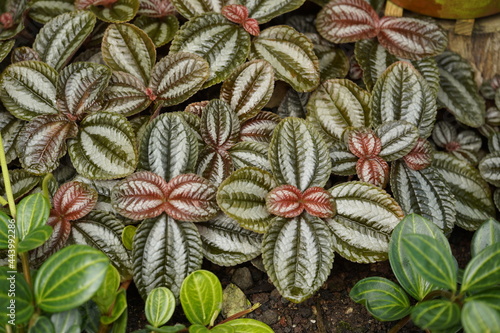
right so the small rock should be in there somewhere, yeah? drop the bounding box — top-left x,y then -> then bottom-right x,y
345,307 -> 353,314
231,267 -> 254,290
260,309 -> 279,326
222,284 -> 251,318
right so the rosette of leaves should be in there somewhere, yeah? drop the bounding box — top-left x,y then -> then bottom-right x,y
111,112 -> 220,299
217,117 -> 404,302
316,0 -> 447,60
432,121 -> 482,165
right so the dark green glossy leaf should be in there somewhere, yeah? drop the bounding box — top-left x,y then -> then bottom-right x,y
411,299 -> 461,331
471,219 -> 500,257
134,15 -> 179,47
100,289 -> 127,324
145,287 -> 175,327
90,0 -> 139,23
16,192 -> 50,241
17,225 -> 53,253
29,316 -> 56,333
466,288 -> 500,312
461,242 -> 500,293
0,268 -> 34,325
50,309 -> 82,333
462,301 -> 500,333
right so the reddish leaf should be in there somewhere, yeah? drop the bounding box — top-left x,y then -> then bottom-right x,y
377,17 -> 447,60
184,101 -> 209,117
243,18 -> 260,36
403,138 -> 433,170
30,213 -> 71,266
316,0 -> 379,44
347,128 -> 382,158
0,12 -> 14,29
111,171 -> 169,220
302,187 -> 336,218
164,174 -> 219,222
52,181 -> 98,221
240,111 -> 280,143
222,5 -> 249,24
356,156 -> 389,188
266,185 -> 303,218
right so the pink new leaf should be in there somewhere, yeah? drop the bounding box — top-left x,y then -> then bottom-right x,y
403,138 -> 433,170
243,18 -> 260,36
356,156 -> 389,188
302,187 -> 336,218
222,5 -> 249,24
52,181 -> 98,221
266,185 -> 303,218
347,128 -> 382,158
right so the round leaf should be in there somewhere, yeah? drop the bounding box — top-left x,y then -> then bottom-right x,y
52,181 -> 98,221
479,151 -> 500,187
376,120 -> 419,162
145,287 -> 175,327
411,299 -> 461,331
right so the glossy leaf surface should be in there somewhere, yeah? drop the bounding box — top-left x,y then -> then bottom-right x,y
0,268 -> 33,325
471,218 -> 500,257
461,243 -> 500,293
145,287 -> 175,327
90,0 -> 139,23
134,15 -> 179,47
200,99 -> 240,150
411,299 -> 460,331
462,301 -> 500,333
16,193 -> 50,240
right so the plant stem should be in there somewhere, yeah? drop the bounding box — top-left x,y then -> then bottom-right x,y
41,173 -> 54,200
20,252 -> 32,286
389,315 -> 411,333
0,133 -> 16,218
0,195 -> 7,206
216,303 -> 261,326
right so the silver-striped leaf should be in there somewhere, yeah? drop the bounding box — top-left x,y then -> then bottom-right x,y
228,141 -> 271,172
479,151 -> 500,187
134,15 -> 179,47
376,120 -> 419,162
269,117 -> 331,191
90,0 -> 139,23
52,181 -> 98,221
16,115 -> 78,175
170,13 -> 250,88
314,41 -> 349,82
11,47 -> 41,63
436,50 -> 485,128
433,152 -> 495,230
149,52 -> 209,107
102,23 -> 156,86
132,215 -> 203,299
390,161 -> 455,235
411,57 -> 440,97
240,111 -> 280,144
170,0 -> 230,19
326,181 -> 404,263
56,62 -> 111,119
33,11 -> 96,72
102,71 -> 151,116
0,170 -> 41,202
329,140 -> 357,176
68,112 -> 138,180
371,61 -> 437,138
246,0 -> 306,24
200,99 -> 240,150
0,40 -> 14,63
28,0 -> 74,24
0,60 -> 58,120
70,210 -> 133,281
489,133 -> 500,152
262,215 -> 334,303
138,0 -> 175,17
197,213 -> 262,266
217,167 -> 276,233
0,112 -> 24,163
220,59 -> 275,122
306,79 -> 370,140
196,147 -> 233,187
250,26 -> 320,92
139,113 -> 199,181
277,89 -> 309,119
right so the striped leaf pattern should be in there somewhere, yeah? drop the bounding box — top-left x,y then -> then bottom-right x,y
16,193 -> 50,241
461,243 -> 500,293
266,185 -> 303,218
240,111 -> 280,144
0,40 -> 14,62
138,0 -> 175,17
89,0 -> 139,23
33,11 -> 96,71
479,152 -> 500,187
170,13 -> 250,88
29,213 -> 70,267
102,71 -> 150,116
228,141 -> 271,171
52,181 -> 98,221
246,0 -> 305,24
197,147 -> 233,186
200,99 -> 240,150
262,215 -> 334,303
134,15 -> 179,47
277,89 -> 309,119
28,0 -> 75,24
347,127 -> 381,158
471,219 -> 500,257
462,301 -> 500,333
314,41 -> 350,82
250,26 -> 319,92
0,112 -> 23,163
330,141 -> 358,176
170,0 -> 229,19
269,118 -> 331,191
0,170 -> 42,202
402,138 -> 433,171
376,121 -> 419,162
11,47 -> 41,63
327,181 -> 404,263
356,156 -> 389,188
411,300 -> 460,331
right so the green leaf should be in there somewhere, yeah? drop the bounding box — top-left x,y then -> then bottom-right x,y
0,61 -> 58,120
170,13 -> 250,88
220,59 -> 275,122
189,325 -> 210,333
200,99 -> 240,150
28,0 -> 75,24
170,0 -> 230,19
68,112 -> 138,180
376,120 -> 418,161
222,318 -> 273,333
329,140 -> 357,176
100,289 -> 127,324
0,170 -> 42,201
479,151 -> 500,187
17,225 -> 53,253
277,89 -> 308,119
0,112 -> 24,163
102,23 -> 156,85
180,270 -> 222,326
90,0 -> 139,23
262,215 -> 334,303
134,15 -> 179,47
247,0 -> 306,24
433,152 -> 495,230
314,41 -> 349,82
133,215 -> 203,299
306,79 -> 370,140
0,40 -> 14,63
196,147 -> 233,187
34,244 -> 109,312
122,225 -> 136,251
92,264 -> 121,314
327,181 -> 404,263
15,192 -> 50,240
402,234 -> 457,291
269,117 -> 331,191
371,61 -> 437,138
350,277 -> 411,321
436,50 -> 485,127
250,26 -> 319,92
466,288 -> 500,312
29,316 -> 56,333
0,268 -> 34,325
471,219 -> 500,257
102,71 -> 151,117
411,299 -> 461,331
228,141 -> 271,172
109,306 -> 128,333
33,11 -> 96,71
50,309 -> 82,333
461,243 -> 500,293
147,324 -> 186,333
462,301 -> 500,333
0,212 -> 12,249
145,287 -> 175,327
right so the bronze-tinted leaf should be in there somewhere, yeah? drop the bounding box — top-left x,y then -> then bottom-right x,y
52,181 -> 98,221
302,187 -> 336,218
347,127 -> 382,158
266,184 -> 303,218
240,111 -> 280,144
403,138 -> 433,171
356,156 -> 389,188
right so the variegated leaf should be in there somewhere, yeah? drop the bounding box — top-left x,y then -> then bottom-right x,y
277,89 -> 309,119
371,61 -> 437,138
330,140 -> 358,176
376,120 -> 419,162
71,210 -> 133,280
102,23 -> 155,86
102,71 -> 151,116
111,171 -> 169,220
170,13 -> 250,88
316,0 -> 379,44
52,181 -> 98,221
377,17 -> 447,60
217,167 -> 276,233
250,25 -> 319,92
200,99 -> 240,150
266,185 -> 303,218
185,101 -> 208,117
33,11 -> 96,71
133,215 -> 203,298
170,0 -> 230,19
68,112 -> 138,180
489,133 -> 500,152
0,112 -> 24,163
306,79 -> 370,140
228,141 -> 271,171
390,161 -> 455,235
196,147 -> 233,186
16,115 -> 78,175
0,39 -> 14,62
197,213 -> 262,266
494,189 -> 500,215
433,152 -> 495,230
436,51 -> 485,128
30,213 -> 71,267
269,117 -> 331,191
220,59 -> 275,122
138,0 -> 175,17
0,170 -> 41,201
411,57 -> 440,97
314,42 -> 349,81
356,156 -> 389,188
0,61 -> 58,120
56,62 -> 111,120
245,0 -> 305,24
139,113 -> 198,181
150,52 -> 209,106
432,121 -> 456,148
134,15 -> 179,47
89,0 -> 139,23
326,181 -> 404,263
28,0 -> 74,23
222,4 -> 249,24
347,127 -> 381,158
11,47 -> 41,63
479,152 -> 500,187
302,187 -> 336,218
240,111 -> 280,144
402,138 -> 433,171
262,215 -> 334,303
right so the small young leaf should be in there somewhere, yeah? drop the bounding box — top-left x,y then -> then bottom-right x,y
122,225 -> 136,251
462,301 -> 500,333
411,299 -> 461,331
92,264 -> 120,314
0,39 -> 14,62
138,0 -> 175,17
239,111 -> 280,144
356,156 -> 389,188
265,184 -> 303,218
52,181 -> 98,221
222,318 -> 273,332
197,147 -> 233,186
471,219 -> 500,257
277,89 -> 309,119
100,288 -> 127,324
402,138 -> 433,171
461,243 -> 500,293
200,99 -> 240,150
246,0 -> 305,24
50,309 -> 82,333
145,287 -> 175,327
17,225 -> 53,253
313,40 -> 349,82
377,121 -> 419,162
347,127 -> 381,158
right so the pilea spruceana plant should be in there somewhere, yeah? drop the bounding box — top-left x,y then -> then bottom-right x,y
0,0 -> 499,330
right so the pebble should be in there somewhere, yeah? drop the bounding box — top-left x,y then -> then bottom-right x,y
260,309 -> 279,325
231,267 -> 254,290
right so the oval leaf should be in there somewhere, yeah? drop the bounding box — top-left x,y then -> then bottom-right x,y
0,112 -> 24,163
223,318 -> 273,332
356,156 -> 389,188
196,147 -> 233,186
134,15 -> 179,47
16,193 -> 50,241
145,287 -> 176,327
377,120 -> 419,161
0,268 -> 34,325
170,0 -> 230,19
246,0 -> 305,24
200,99 -> 240,150
28,0 -> 75,24
90,0 -> 139,23
102,71 -> 151,116
411,299 -> 461,331
228,141 -> 271,172
461,243 -> 500,293
479,151 -> 500,187
462,301 -> 500,333
239,111 -> 280,144
471,218 -> 500,258
52,181 -> 98,221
